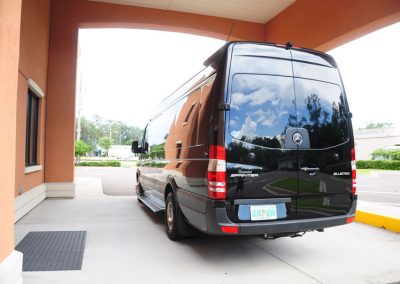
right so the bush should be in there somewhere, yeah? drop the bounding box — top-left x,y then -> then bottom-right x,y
356,160 -> 400,170
371,149 -> 400,160
77,161 -> 121,167
136,161 -> 166,168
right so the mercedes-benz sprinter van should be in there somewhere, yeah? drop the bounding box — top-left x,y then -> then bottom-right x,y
132,42 -> 357,240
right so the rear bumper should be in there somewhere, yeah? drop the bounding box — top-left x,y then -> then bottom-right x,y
193,198 -> 357,236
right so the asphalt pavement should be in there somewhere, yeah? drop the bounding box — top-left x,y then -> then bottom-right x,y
357,171 -> 400,206
75,166 -> 136,196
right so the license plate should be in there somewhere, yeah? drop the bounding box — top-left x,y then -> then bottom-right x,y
250,204 -> 277,221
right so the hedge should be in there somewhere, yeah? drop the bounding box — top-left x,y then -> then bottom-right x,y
77,161 -> 121,167
136,161 -> 166,168
371,149 -> 400,160
356,160 -> 400,170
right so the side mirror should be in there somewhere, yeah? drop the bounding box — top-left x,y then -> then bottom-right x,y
131,141 -> 140,153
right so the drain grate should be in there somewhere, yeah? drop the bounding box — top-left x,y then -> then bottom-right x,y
16,231 -> 87,271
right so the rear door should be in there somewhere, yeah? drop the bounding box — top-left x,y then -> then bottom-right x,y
291,50 -> 353,218
225,43 -> 299,221
224,43 -> 353,222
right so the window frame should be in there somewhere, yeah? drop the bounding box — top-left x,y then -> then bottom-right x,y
25,79 -> 44,171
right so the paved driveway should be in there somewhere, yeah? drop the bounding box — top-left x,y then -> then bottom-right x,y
13,169 -> 400,283
358,171 -> 400,206
16,189 -> 400,284
75,166 -> 136,196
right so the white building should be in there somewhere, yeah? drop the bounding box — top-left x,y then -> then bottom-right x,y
354,127 -> 400,160
108,145 -> 138,160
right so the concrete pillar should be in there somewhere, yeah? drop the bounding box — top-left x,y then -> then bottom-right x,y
44,1 -> 79,197
0,0 -> 24,282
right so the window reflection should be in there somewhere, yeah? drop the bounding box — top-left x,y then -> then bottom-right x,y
229,74 -> 296,148
293,79 -> 349,148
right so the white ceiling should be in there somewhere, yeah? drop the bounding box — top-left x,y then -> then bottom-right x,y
90,0 -> 296,24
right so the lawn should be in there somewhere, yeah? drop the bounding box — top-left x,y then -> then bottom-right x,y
271,177 -> 320,193
356,169 -> 395,174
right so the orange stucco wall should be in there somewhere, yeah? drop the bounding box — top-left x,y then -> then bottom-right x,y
45,0 -> 265,183
15,0 -> 51,196
0,0 -> 22,262
265,0 -> 400,51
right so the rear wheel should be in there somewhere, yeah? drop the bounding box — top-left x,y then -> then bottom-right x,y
165,192 -> 182,240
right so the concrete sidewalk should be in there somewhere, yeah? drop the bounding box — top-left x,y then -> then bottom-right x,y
15,178 -> 400,284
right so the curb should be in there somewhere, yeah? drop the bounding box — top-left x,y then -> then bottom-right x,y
355,210 -> 400,233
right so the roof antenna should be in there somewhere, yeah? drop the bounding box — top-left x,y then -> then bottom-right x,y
226,21 -> 236,43
286,41 -> 293,49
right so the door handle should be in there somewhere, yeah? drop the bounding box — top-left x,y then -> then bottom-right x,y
300,167 -> 320,172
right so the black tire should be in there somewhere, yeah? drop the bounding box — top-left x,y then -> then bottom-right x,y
165,192 -> 182,240
165,191 -> 199,240
136,182 -> 144,203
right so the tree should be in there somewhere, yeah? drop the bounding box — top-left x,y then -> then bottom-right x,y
99,137 -> 112,156
361,121 -> 393,130
75,140 -> 89,163
76,115 -> 144,147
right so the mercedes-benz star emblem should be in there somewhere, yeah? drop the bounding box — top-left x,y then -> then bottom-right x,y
292,132 -> 303,145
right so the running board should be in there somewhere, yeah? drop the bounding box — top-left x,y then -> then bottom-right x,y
138,194 -> 164,213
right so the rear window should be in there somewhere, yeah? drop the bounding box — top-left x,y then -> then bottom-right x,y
228,75 -> 349,149
229,74 -> 296,148
294,78 -> 349,148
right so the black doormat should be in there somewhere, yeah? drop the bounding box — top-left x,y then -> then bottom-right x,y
15,231 -> 87,271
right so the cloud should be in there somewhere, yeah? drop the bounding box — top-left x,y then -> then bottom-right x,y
248,86 -> 274,106
231,85 -> 280,110
231,116 -> 257,139
230,92 -> 247,110
229,119 -> 238,127
252,109 -> 276,127
279,110 -> 289,117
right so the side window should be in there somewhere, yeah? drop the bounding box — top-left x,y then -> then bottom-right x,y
147,105 -> 178,159
26,89 -> 40,166
174,88 -> 201,148
197,75 -> 216,145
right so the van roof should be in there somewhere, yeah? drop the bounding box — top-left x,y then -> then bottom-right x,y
203,41 -> 337,68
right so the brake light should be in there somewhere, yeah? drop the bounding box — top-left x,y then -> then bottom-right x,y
221,226 -> 238,234
208,145 -> 226,200
351,148 -> 356,194
346,216 -> 355,224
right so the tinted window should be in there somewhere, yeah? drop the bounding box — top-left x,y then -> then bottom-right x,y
294,78 -> 349,148
147,105 -> 177,158
229,74 -> 296,148
174,88 -> 201,148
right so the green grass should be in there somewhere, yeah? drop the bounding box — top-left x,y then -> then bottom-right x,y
271,177 -> 320,193
357,168 -> 397,174
76,161 -> 121,167
356,160 -> 400,170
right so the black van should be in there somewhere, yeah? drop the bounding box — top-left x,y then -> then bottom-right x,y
132,41 -> 357,240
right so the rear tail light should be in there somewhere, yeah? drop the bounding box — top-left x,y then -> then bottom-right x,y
351,148 -> 356,194
346,216 -> 355,224
221,226 -> 238,234
208,145 -> 226,200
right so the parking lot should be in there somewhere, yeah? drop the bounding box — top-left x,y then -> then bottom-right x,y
358,170 -> 400,205
14,167 -> 400,284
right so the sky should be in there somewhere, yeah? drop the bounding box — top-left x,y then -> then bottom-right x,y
77,29 -> 224,128
328,22 -> 400,129
77,23 -> 400,130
